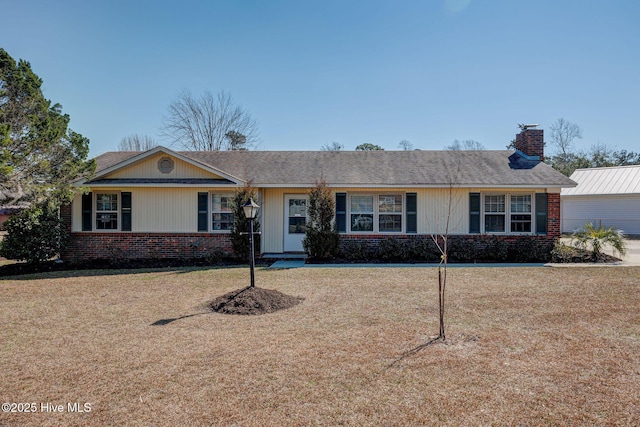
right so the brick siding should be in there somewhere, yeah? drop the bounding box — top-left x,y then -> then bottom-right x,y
547,193 -> 561,238
61,232 -> 232,262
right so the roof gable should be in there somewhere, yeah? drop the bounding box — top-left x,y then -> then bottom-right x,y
82,146 -> 243,186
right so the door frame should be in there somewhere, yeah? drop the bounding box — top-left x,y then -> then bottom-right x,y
283,194 -> 308,252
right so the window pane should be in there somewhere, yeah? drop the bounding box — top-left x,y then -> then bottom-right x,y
212,194 -> 233,212
379,214 -> 402,232
351,214 -> 373,231
511,195 -> 532,213
485,214 -> 505,232
510,214 -> 532,232
351,195 -> 373,213
485,195 -> 505,213
97,194 -> 117,211
289,217 -> 307,234
96,213 -> 118,230
212,213 -> 234,230
289,199 -> 307,217
378,195 -> 402,213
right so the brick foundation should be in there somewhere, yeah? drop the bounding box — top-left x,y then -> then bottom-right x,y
61,232 -> 233,262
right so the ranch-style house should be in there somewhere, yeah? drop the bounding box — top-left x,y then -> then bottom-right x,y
60,127 -> 576,261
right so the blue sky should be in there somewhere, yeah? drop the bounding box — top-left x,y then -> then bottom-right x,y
1,0 -> 638,157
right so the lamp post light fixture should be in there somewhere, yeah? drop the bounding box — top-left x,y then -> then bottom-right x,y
242,198 -> 260,288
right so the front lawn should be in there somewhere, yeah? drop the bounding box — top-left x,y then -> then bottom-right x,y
1,266 -> 639,426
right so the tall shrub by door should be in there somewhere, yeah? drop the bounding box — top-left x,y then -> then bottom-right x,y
303,180 -> 339,260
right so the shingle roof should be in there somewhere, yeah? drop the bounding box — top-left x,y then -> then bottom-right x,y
562,165 -> 640,196
91,149 -> 576,188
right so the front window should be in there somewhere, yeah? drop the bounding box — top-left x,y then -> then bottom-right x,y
96,193 -> 118,230
349,194 -> 403,233
212,193 -> 234,231
482,194 -> 533,234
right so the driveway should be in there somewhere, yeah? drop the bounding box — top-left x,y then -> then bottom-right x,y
620,238 -> 640,266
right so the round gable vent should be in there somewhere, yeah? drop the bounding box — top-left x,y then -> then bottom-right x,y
158,157 -> 174,174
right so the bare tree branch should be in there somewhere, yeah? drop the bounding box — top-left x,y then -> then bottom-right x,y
118,134 -> 157,151
161,90 -> 259,151
549,118 -> 582,156
445,139 -> 485,150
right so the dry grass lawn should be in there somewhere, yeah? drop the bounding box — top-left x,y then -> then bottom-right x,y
1,266 -> 639,426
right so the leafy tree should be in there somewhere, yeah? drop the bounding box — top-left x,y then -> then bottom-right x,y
446,139 -> 485,150
355,143 -> 384,151
320,141 -> 343,151
548,143 -> 640,176
118,134 -> 157,151
571,222 -> 627,261
225,130 -> 248,151
547,152 -> 591,177
0,202 -> 68,263
303,180 -> 339,259
611,149 -> 640,166
0,48 -> 95,206
162,89 -> 259,151
230,182 -> 261,261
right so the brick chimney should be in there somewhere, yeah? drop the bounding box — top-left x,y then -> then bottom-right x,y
514,125 -> 544,161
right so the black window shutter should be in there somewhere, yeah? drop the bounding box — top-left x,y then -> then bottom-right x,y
406,193 -> 417,233
198,192 -> 209,232
335,193 -> 346,233
535,193 -> 548,234
469,193 -> 481,234
82,192 -> 92,231
121,192 -> 132,231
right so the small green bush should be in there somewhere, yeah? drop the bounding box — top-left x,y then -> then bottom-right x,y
376,238 -> 407,261
0,203 -> 68,263
340,240 -> 371,261
550,241 -> 577,263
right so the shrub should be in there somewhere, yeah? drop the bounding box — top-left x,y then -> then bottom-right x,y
0,203 -> 68,263
230,182 -> 261,261
448,237 -> 478,262
509,238 -> 554,262
303,180 -> 340,259
551,241 -> 578,263
483,236 -> 509,262
376,238 -> 407,261
340,240 -> 371,261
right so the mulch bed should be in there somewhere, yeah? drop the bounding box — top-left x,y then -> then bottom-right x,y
209,286 -> 304,315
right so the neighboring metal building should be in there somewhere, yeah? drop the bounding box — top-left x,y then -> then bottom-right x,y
561,165 -> 640,235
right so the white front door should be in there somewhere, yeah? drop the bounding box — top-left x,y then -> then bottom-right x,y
284,195 -> 308,252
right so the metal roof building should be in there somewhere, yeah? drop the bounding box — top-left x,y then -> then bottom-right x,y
561,165 -> 640,235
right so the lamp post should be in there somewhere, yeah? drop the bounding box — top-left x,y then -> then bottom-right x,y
242,198 -> 260,288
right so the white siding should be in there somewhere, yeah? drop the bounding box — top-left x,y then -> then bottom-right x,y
73,187 -> 232,232
562,194 -> 640,235
261,188 -> 308,253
